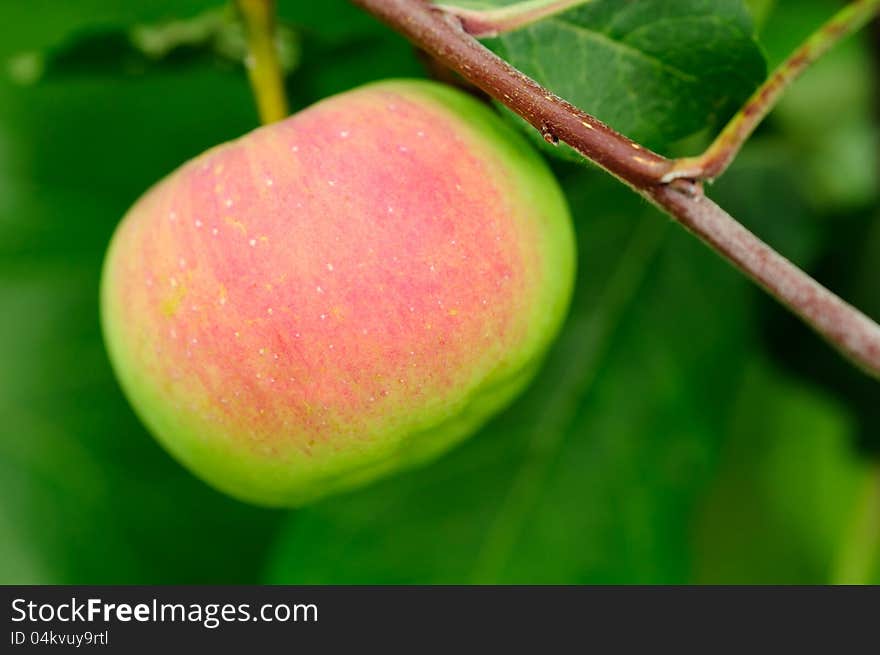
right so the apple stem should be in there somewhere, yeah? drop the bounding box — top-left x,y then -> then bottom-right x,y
236,0 -> 290,125
350,0 -> 880,381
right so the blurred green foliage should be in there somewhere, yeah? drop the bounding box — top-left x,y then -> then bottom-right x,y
0,0 -> 877,584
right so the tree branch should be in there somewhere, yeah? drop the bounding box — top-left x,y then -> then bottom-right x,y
350,0 -> 880,379
664,0 -> 880,183
236,0 -> 289,124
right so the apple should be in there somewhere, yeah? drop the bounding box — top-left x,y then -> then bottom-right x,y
101,79 -> 575,506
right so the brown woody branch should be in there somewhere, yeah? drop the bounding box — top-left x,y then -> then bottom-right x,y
350,0 -> 880,379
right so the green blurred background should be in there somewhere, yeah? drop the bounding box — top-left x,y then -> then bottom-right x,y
0,0 -> 877,584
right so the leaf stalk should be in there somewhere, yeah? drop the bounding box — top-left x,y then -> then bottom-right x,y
663,0 -> 880,183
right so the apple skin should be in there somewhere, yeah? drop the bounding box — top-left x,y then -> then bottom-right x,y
101,79 -> 575,507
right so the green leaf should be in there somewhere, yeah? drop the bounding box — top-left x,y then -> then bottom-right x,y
694,358 -> 869,584
744,0 -> 776,30
266,172 -> 753,584
488,0 -> 766,156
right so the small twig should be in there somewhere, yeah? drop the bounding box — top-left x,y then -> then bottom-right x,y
436,0 -> 591,38
351,0 -> 880,379
832,462 -> 880,584
663,0 -> 880,183
236,0 -> 289,124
